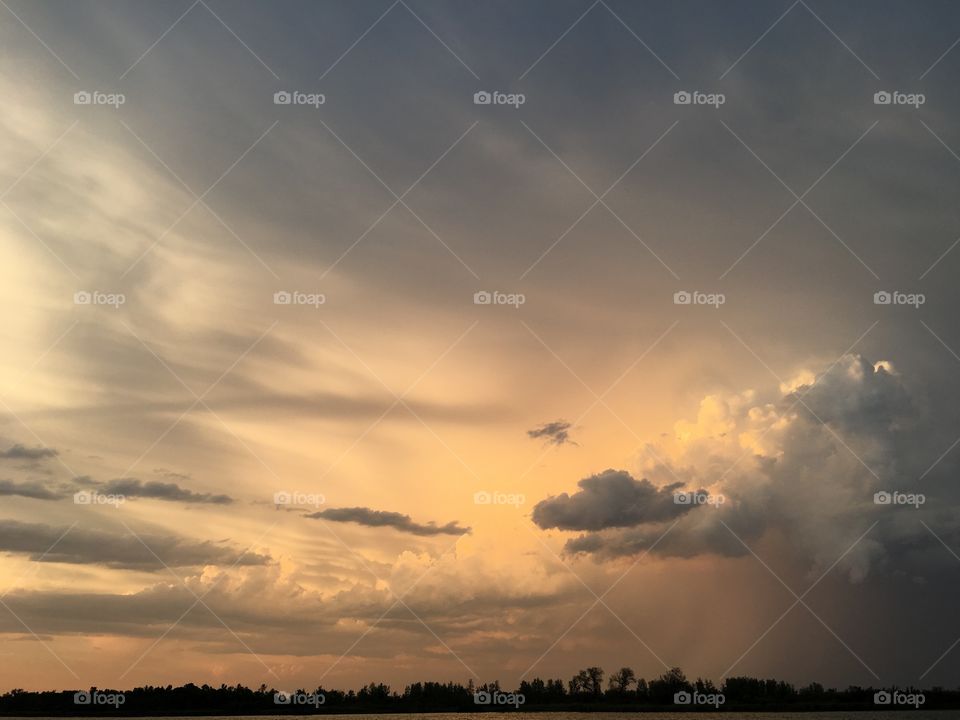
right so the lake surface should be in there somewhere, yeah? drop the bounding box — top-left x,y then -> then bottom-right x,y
10,714 -> 960,720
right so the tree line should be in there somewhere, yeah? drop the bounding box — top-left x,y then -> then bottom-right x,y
0,665 -> 956,714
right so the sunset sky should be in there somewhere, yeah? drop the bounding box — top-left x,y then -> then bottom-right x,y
2,0 -> 960,694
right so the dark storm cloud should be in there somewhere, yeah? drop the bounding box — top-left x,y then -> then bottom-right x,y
100,478 -> 233,505
532,469 -> 692,531
562,516 -> 751,560
0,520 -> 268,569
0,479 -> 59,500
527,419 -> 576,446
539,355 -> 960,584
790,355 -> 914,437
306,507 -> 470,536
0,444 -> 58,460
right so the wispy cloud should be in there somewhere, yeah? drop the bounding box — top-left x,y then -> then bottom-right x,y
0,520 -> 268,569
527,420 -> 576,446
306,507 -> 470,536
0,479 -> 59,500
0,444 -> 58,460
99,478 -> 233,505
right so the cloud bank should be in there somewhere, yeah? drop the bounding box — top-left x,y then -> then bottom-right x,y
534,355 -> 953,582
0,520 -> 269,570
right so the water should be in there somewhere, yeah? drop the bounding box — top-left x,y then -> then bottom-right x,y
12,713 -> 960,720
307,714 -> 960,719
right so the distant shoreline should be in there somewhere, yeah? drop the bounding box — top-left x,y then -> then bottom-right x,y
3,673 -> 951,716
3,705 -> 960,716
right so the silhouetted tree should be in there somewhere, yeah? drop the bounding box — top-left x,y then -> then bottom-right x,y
635,677 -> 649,699
607,666 -> 636,694
649,666 -> 692,703
545,678 -> 566,699
568,669 -> 587,695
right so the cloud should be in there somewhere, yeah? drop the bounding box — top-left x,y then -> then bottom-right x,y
306,507 -> 470,536
527,420 -> 576,446
153,468 -> 193,483
532,469 -> 691,530
0,444 -> 58,460
99,478 -> 233,505
536,355 -> 952,582
0,479 -> 59,500
0,476 -> 231,505
0,520 -> 268,569
562,515 -> 749,561
0,536 -> 579,654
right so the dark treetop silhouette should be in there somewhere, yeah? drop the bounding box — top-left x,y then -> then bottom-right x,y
1,665 -> 953,715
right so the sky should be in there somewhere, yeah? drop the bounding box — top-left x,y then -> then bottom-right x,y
2,0 -> 960,694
